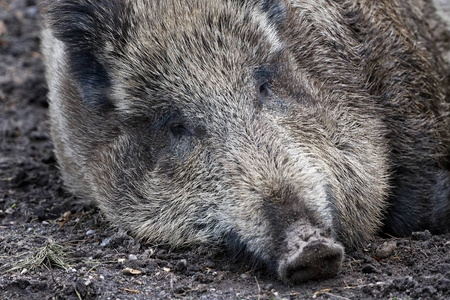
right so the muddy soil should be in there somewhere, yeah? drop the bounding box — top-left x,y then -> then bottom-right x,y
1,1 -> 449,299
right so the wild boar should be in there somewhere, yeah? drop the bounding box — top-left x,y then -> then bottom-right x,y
41,0 -> 450,284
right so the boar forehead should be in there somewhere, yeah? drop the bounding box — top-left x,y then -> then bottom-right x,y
104,0 -> 284,116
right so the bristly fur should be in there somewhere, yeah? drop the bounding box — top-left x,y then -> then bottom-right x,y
41,0 -> 450,284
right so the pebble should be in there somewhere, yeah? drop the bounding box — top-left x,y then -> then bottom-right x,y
100,237 -> 111,247
375,241 -> 397,258
117,258 -> 125,264
86,230 -> 95,236
128,254 -> 137,260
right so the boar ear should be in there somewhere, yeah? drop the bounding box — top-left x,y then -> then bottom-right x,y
41,0 -> 125,108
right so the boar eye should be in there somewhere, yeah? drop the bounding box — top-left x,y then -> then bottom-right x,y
259,82 -> 270,100
170,123 -> 192,137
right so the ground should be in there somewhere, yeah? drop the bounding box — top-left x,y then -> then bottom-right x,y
1,1 -> 450,299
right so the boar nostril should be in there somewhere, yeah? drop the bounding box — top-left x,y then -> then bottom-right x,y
278,239 -> 344,284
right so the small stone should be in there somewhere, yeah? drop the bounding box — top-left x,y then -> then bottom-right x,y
375,241 -> 397,258
86,230 -> 95,236
128,254 -> 138,260
117,258 -> 126,264
240,273 -> 249,280
100,237 -> 111,247
5,207 -> 14,215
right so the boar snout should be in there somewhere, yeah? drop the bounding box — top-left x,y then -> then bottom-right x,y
278,229 -> 344,284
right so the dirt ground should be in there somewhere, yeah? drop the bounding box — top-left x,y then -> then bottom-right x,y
1,1 -> 450,299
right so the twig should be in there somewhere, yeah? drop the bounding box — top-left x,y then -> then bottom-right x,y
75,289 -> 82,300
254,276 -> 261,300
321,292 -> 350,300
121,288 -> 140,294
